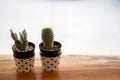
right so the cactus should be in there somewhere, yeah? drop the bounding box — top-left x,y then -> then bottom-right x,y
10,29 -> 28,51
42,28 -> 54,50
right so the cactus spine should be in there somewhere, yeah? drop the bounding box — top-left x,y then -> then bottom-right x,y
42,28 -> 54,50
10,29 -> 28,51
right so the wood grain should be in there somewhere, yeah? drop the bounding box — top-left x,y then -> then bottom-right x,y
0,55 -> 120,80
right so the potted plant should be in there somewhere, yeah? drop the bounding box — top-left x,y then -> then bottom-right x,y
39,28 -> 62,71
10,29 -> 35,73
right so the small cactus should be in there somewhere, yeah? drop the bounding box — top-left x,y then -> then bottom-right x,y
10,29 -> 28,51
42,28 -> 54,50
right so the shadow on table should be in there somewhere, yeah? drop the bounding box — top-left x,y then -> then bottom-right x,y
40,71 -> 60,80
16,70 -> 36,80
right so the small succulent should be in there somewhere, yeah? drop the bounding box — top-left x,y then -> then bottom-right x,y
42,28 -> 54,50
10,29 -> 28,51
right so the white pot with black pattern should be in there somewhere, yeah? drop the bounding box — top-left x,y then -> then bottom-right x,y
39,41 -> 62,71
12,42 -> 35,73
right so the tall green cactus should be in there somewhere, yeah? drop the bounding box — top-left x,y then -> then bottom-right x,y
10,29 -> 28,51
42,28 -> 54,50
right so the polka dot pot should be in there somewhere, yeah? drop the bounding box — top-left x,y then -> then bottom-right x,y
41,56 -> 61,71
14,56 -> 35,73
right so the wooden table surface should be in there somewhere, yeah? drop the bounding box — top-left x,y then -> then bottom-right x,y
0,55 -> 120,80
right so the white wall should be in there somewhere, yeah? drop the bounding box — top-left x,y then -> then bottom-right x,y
0,0 -> 120,56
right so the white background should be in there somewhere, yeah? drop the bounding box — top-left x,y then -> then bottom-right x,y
0,0 -> 120,56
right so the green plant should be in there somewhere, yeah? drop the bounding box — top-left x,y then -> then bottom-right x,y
10,29 -> 28,51
42,28 -> 54,50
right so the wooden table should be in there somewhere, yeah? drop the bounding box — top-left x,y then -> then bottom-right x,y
0,55 -> 120,80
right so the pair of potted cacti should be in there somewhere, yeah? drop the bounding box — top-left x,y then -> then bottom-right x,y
10,28 -> 62,73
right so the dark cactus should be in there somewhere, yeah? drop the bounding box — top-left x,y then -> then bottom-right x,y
42,28 -> 54,50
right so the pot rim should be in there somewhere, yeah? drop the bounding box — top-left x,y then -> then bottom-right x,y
39,41 -> 62,57
12,42 -> 35,59
39,41 -> 61,51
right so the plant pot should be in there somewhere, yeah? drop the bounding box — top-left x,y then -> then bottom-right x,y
12,42 -> 35,73
39,41 -> 62,71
